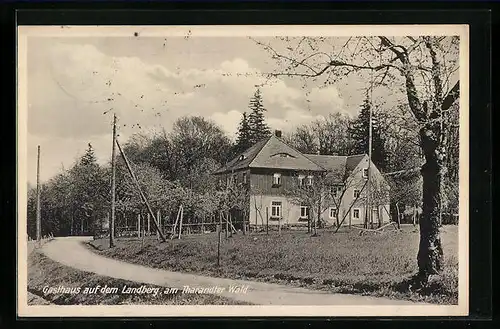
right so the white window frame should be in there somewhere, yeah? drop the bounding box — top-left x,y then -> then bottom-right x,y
271,201 -> 282,218
273,173 -> 282,186
362,168 -> 369,178
330,185 -> 342,197
242,172 -> 247,184
329,207 -> 338,219
300,205 -> 309,219
353,208 -> 360,219
306,175 -> 313,186
298,175 -> 305,186
353,189 -> 360,198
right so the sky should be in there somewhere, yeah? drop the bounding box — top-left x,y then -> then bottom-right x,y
24,32 -> 459,186
26,35 -> 368,185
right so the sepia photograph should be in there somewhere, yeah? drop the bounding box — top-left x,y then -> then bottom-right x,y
17,25 -> 469,317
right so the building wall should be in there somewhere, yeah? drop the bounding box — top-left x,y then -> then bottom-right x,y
248,194 -> 390,227
246,156 -> 391,227
249,168 -> 321,195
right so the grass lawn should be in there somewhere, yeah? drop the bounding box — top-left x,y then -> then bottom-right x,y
27,251 -> 251,305
89,225 -> 458,305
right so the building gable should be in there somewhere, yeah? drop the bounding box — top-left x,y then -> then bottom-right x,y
213,137 -> 270,174
248,135 -> 325,172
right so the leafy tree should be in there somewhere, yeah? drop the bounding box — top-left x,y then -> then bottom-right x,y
257,35 -> 460,282
67,143 -> 108,234
348,97 -> 389,172
247,88 -> 271,144
286,113 -> 354,156
170,116 -> 232,190
283,125 -> 318,154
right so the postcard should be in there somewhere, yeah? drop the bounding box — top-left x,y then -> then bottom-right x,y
17,24 -> 469,317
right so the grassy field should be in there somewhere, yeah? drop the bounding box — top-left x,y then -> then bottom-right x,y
90,225 -> 458,304
27,251 -> 251,305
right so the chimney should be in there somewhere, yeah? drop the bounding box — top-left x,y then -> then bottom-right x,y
274,130 -> 282,138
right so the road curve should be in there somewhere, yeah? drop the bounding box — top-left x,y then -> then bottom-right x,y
41,237 -> 428,306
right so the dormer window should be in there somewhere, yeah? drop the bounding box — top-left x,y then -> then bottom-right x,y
271,152 -> 295,159
239,154 -> 246,161
273,173 -> 282,186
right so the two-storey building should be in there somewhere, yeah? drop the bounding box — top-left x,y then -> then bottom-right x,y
213,130 -> 390,228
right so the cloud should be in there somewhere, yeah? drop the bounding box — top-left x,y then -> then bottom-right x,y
26,39 -> 348,184
210,110 -> 243,140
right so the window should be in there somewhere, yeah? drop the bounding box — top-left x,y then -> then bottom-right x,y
300,205 -> 309,219
298,175 -> 305,186
330,185 -> 342,197
273,173 -> 282,186
329,207 -> 338,219
353,189 -> 360,198
242,172 -> 247,184
271,152 -> 296,158
362,168 -> 369,178
307,175 -> 313,186
271,201 -> 282,218
353,208 -> 360,219
239,154 -> 245,161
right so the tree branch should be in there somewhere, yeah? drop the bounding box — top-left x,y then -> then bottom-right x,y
441,81 -> 460,111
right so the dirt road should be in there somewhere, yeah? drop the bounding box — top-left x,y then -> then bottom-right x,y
41,237 -> 428,305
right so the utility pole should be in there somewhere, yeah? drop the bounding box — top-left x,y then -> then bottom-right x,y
366,74 -> 374,229
36,145 -> 41,243
110,114 -> 117,248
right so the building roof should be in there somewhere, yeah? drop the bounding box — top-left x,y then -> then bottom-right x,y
346,154 -> 366,173
304,154 -> 366,181
213,135 -> 324,174
249,135 -> 325,171
213,133 -> 369,178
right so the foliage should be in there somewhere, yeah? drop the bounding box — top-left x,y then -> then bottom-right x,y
255,35 -> 461,278
234,112 -> 253,155
285,112 -> 354,156
348,97 -> 389,171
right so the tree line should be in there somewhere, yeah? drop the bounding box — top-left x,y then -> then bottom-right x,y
27,85 -> 458,239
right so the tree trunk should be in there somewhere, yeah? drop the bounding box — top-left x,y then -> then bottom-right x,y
417,128 -> 445,282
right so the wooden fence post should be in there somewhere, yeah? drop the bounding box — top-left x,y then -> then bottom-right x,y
242,210 -> 246,235
217,213 -> 222,267
147,213 -> 150,235
137,213 -> 141,238
225,211 -> 229,238
157,209 -> 161,240
178,206 -> 184,239
266,207 -> 269,235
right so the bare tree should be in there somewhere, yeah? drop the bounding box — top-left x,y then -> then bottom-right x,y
256,35 -> 460,283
